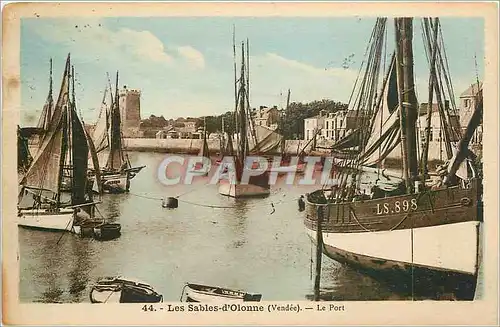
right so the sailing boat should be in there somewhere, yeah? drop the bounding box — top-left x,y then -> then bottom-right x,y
218,40 -> 270,198
18,54 -> 101,232
90,72 -> 145,193
304,18 -> 483,300
188,117 -> 210,176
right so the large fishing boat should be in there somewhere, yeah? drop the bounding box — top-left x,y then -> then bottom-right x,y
91,73 -> 145,193
18,55 -> 103,232
218,39 -> 272,198
304,17 -> 483,300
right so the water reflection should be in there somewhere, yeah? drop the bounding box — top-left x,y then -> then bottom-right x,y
104,194 -> 122,222
226,200 -> 248,249
67,237 -> 92,302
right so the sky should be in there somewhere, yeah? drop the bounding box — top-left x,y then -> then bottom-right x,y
20,16 -> 484,126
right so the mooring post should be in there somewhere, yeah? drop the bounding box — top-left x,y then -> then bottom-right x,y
314,205 -> 324,301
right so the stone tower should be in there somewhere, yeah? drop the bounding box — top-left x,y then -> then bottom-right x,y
118,85 -> 141,137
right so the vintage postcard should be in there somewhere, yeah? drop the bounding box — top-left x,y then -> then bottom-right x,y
2,1 -> 499,325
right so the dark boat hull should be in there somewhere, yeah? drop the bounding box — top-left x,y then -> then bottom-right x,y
90,277 -> 162,303
304,179 -> 482,300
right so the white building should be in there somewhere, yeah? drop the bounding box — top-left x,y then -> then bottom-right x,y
322,111 -> 348,141
304,110 -> 365,142
304,110 -> 326,141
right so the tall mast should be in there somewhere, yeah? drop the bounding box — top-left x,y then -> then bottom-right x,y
48,58 -> 53,127
49,58 -> 53,98
203,116 -> 207,137
56,54 -> 72,205
246,38 -> 250,109
281,88 -> 291,154
401,18 -> 419,187
394,18 -> 410,191
239,42 -> 248,160
233,25 -> 238,150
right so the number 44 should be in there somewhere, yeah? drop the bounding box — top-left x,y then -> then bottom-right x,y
142,304 -> 155,312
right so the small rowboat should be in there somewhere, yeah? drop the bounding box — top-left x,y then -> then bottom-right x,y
73,220 -> 121,240
90,276 -> 163,303
180,283 -> 262,302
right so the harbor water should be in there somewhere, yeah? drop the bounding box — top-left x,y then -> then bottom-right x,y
18,152 -> 483,303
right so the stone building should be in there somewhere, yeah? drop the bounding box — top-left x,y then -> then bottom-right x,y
458,82 -> 483,145
119,86 -> 142,137
253,106 -> 280,130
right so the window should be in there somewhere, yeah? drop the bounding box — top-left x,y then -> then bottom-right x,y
326,121 -> 329,130
464,99 -> 471,108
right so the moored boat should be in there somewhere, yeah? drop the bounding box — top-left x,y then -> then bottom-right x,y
90,276 -> 163,303
304,17 -> 483,300
18,55 -> 101,233
90,72 -> 145,193
180,283 -> 262,302
217,38 -> 273,198
18,55 -> 121,238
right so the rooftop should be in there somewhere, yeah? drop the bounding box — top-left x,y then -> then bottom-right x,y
460,82 -> 483,98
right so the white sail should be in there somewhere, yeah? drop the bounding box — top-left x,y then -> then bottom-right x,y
359,55 -> 401,166
22,56 -> 71,194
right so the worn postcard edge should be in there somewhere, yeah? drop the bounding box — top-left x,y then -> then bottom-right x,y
2,2 -> 499,325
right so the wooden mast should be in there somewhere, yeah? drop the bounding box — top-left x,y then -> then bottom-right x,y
233,25 -> 239,156
394,20 -> 409,190
47,58 -> 53,129
281,88 -> 291,155
395,18 -> 418,192
238,42 -> 248,164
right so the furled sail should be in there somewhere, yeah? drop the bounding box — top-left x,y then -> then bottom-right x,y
330,128 -> 362,152
84,127 -> 104,196
358,55 -> 402,166
248,125 -> 283,155
105,72 -> 126,171
21,55 -> 72,195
